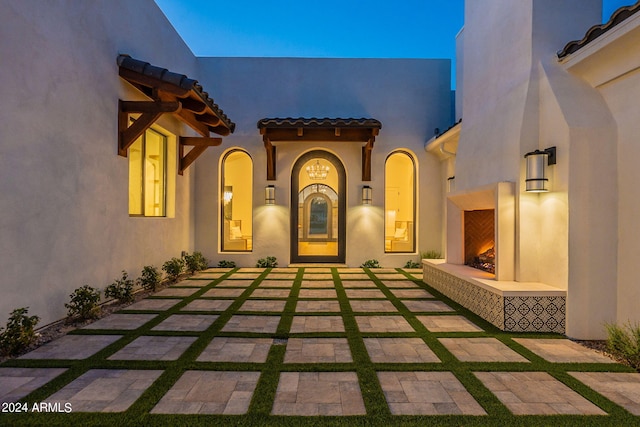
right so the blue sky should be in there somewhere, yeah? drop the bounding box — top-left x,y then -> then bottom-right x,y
155,0 -> 633,87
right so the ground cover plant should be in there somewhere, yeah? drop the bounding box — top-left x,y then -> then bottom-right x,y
138,266 -> 161,292
360,259 -> 381,268
217,260 -> 236,268
162,257 -> 184,282
0,307 -> 40,357
421,250 -> 442,259
606,321 -> 640,370
104,271 -> 135,304
256,256 -> 277,268
404,260 -> 421,268
183,251 -> 208,274
64,285 -> 101,320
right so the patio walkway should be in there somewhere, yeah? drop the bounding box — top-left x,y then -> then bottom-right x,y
1,267 -> 639,425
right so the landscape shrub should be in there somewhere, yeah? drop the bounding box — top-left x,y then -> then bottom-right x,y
184,251 -> 208,273
404,260 -> 421,269
138,265 -> 161,292
256,256 -> 278,268
606,321 -> 640,370
105,271 -> 135,303
65,285 -> 101,320
361,259 -> 381,268
421,250 -> 442,259
218,260 -> 236,268
0,307 -> 40,357
162,257 -> 185,282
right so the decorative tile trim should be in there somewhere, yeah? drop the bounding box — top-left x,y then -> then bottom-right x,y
423,264 -> 565,334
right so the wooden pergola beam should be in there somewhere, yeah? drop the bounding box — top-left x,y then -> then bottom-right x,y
264,136 -> 276,180
178,136 -> 223,175
118,100 -> 181,156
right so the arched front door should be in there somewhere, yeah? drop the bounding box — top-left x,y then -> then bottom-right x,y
291,151 -> 346,263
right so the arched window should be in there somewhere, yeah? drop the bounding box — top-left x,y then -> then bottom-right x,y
221,150 -> 252,252
385,151 -> 416,253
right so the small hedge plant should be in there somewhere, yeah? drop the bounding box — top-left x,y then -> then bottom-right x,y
421,250 -> 442,259
361,259 -> 381,268
162,257 -> 184,282
65,285 -> 101,321
404,260 -> 421,269
138,265 -> 161,292
606,321 -> 640,370
0,307 -> 40,357
256,256 -> 278,268
184,251 -> 208,274
105,271 -> 135,303
218,260 -> 236,268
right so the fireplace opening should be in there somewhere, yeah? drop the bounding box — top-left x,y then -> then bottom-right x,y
464,209 -> 495,274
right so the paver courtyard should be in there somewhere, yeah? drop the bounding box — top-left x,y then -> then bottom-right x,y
1,267 -> 638,426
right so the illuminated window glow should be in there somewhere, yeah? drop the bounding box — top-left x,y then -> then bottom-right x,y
385,151 -> 416,253
129,128 -> 167,217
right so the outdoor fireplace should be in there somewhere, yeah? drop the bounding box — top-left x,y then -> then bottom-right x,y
464,209 -> 495,274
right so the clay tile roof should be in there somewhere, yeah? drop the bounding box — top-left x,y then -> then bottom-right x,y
117,54 -> 235,134
557,1 -> 640,59
257,117 -> 382,129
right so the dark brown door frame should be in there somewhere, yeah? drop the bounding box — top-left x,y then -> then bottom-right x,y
291,150 -> 346,264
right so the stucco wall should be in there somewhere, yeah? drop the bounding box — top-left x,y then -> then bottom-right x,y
0,0 -> 199,324
194,57 -> 452,267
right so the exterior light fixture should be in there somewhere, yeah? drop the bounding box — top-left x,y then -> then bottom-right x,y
362,185 -> 372,205
265,185 -> 275,205
524,146 -> 556,192
447,176 -> 455,193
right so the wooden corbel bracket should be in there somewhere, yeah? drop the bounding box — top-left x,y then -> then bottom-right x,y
118,100 -> 181,156
178,136 -> 222,175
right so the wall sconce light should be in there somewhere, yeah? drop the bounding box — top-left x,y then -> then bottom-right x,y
362,185 -> 372,205
524,146 -> 556,192
447,176 -> 455,193
265,185 -> 275,205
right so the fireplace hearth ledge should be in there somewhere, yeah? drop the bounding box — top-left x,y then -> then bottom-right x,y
422,259 -> 566,333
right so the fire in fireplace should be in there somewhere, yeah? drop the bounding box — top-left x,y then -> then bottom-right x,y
464,209 -> 495,274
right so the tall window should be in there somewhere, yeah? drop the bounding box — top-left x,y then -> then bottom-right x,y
221,150 -> 253,251
385,151 -> 416,253
129,128 -> 167,216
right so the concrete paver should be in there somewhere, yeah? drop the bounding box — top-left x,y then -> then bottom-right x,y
123,298 -> 182,311
0,368 -> 67,403
513,338 -> 617,363
439,338 -> 529,362
19,335 -> 122,360
475,371 -> 607,415
290,316 -> 345,333
182,299 -> 233,312
272,372 -> 366,415
238,299 -> 287,312
222,315 -> 281,333
152,314 -> 218,332
47,369 -> 163,412
355,316 -> 414,333
152,371 -> 260,414
197,338 -> 273,363
378,371 -> 486,415
295,300 -> 341,313
284,338 -> 352,363
108,336 -> 197,361
82,314 -> 156,330
349,300 -> 398,313
364,338 -> 440,363
417,315 -> 483,332
569,372 -> 640,415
